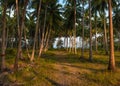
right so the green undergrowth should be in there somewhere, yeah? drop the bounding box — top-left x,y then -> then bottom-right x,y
0,49 -> 120,86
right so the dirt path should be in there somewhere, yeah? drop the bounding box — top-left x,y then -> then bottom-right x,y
45,51 -> 92,86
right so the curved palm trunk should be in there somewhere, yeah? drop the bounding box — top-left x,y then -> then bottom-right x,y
89,0 -> 93,61
38,5 -> 47,58
43,26 -> 49,50
108,0 -> 115,71
44,28 -> 51,52
1,1 -> 7,71
31,0 -> 41,61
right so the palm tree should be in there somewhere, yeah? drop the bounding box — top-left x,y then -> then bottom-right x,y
39,0 -> 63,57
63,3 -> 75,53
73,0 -> 77,54
1,0 -> 7,71
14,0 -> 20,71
91,0 -> 99,52
92,0 -> 108,54
108,0 -> 115,71
92,0 -> 116,54
94,12 -> 98,52
113,2 -> 120,50
14,0 -> 29,71
81,0 -> 85,58
89,0 -> 93,61
63,0 -> 81,54
38,4 -> 47,58
30,0 -> 41,61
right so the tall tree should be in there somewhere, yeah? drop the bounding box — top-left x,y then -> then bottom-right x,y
108,0 -> 115,71
38,4 -> 47,57
81,0 -> 85,58
92,0 -> 108,54
14,0 -> 28,71
1,0 -> 7,71
89,0 -> 93,61
39,0 -> 63,56
63,0 -> 81,54
113,1 -> 120,50
73,0 -> 77,54
91,0 -> 99,52
30,0 -> 41,61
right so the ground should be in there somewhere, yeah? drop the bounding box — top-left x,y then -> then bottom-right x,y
0,49 -> 120,86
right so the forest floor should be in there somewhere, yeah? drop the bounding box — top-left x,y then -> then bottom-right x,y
0,49 -> 120,86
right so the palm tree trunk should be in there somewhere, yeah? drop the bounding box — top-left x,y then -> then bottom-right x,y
11,30 -> 14,48
24,28 -> 30,59
14,0 -> 20,71
89,0 -> 93,61
66,37 -> 69,51
103,14 -> 108,55
108,0 -> 115,71
44,28 -> 51,52
69,36 -> 72,53
43,26 -> 49,49
31,0 -> 41,61
64,37 -> 66,49
95,12 -> 98,52
118,33 -> 120,51
81,0 -> 85,58
38,5 -> 47,58
14,0 -> 28,71
1,1 -> 7,71
6,28 -> 9,48
74,0 -> 77,54
72,36 -> 74,53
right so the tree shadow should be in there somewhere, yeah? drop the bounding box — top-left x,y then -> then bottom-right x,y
42,52 -> 108,66
60,63 -> 106,73
45,77 -> 63,86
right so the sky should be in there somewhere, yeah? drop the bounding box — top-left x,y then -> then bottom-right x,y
58,0 -> 64,5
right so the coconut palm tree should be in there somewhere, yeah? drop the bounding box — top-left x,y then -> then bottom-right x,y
30,0 -> 41,62
113,1 -> 120,50
1,0 -> 7,71
81,0 -> 87,58
73,0 -> 77,54
92,0 -> 116,54
38,0 -> 63,57
91,0 -> 108,54
89,0 -> 93,61
91,0 -> 100,52
14,0 -> 29,71
38,3 -> 47,58
63,0 -> 81,54
108,0 -> 116,71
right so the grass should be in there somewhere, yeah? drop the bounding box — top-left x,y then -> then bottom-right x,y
0,49 -> 120,86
